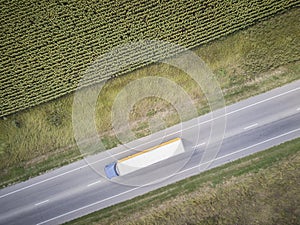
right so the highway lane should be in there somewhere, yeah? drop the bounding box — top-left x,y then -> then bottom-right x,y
0,80 -> 300,225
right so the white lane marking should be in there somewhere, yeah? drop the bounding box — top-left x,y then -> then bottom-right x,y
179,127 -> 300,174
193,142 -> 206,148
244,123 -> 258,130
36,127 -> 300,225
225,87 -> 300,116
120,85 -> 300,146
93,85 -> 300,161
2,85 -> 300,199
0,164 -> 89,199
36,186 -> 140,225
297,107 -> 300,111
35,200 -> 49,206
87,180 -> 102,187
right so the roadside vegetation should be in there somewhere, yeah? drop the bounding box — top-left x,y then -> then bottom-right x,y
66,137 -> 300,225
1,8 -> 300,187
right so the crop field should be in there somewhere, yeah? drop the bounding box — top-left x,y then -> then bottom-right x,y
1,0 -> 299,117
1,7 -> 299,187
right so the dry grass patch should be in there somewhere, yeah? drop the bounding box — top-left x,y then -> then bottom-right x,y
66,138 -> 300,225
1,8 -> 300,187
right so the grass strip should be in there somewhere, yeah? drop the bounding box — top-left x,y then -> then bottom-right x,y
66,137 -> 300,225
1,8 -> 299,187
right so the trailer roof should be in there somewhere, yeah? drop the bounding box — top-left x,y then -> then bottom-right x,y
118,137 -> 181,163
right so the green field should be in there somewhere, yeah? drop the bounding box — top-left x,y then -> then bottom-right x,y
1,7 -> 300,188
0,0 -> 298,117
1,1 -> 299,223
66,138 -> 300,225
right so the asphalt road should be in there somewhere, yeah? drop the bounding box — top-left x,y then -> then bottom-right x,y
1,80 -> 300,225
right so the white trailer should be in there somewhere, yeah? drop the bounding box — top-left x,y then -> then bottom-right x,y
104,138 -> 185,179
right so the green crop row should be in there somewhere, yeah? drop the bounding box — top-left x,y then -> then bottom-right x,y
1,0 -> 299,117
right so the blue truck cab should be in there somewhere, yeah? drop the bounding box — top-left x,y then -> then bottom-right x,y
104,162 -> 119,179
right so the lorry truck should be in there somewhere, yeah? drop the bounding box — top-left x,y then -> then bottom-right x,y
104,137 -> 185,179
